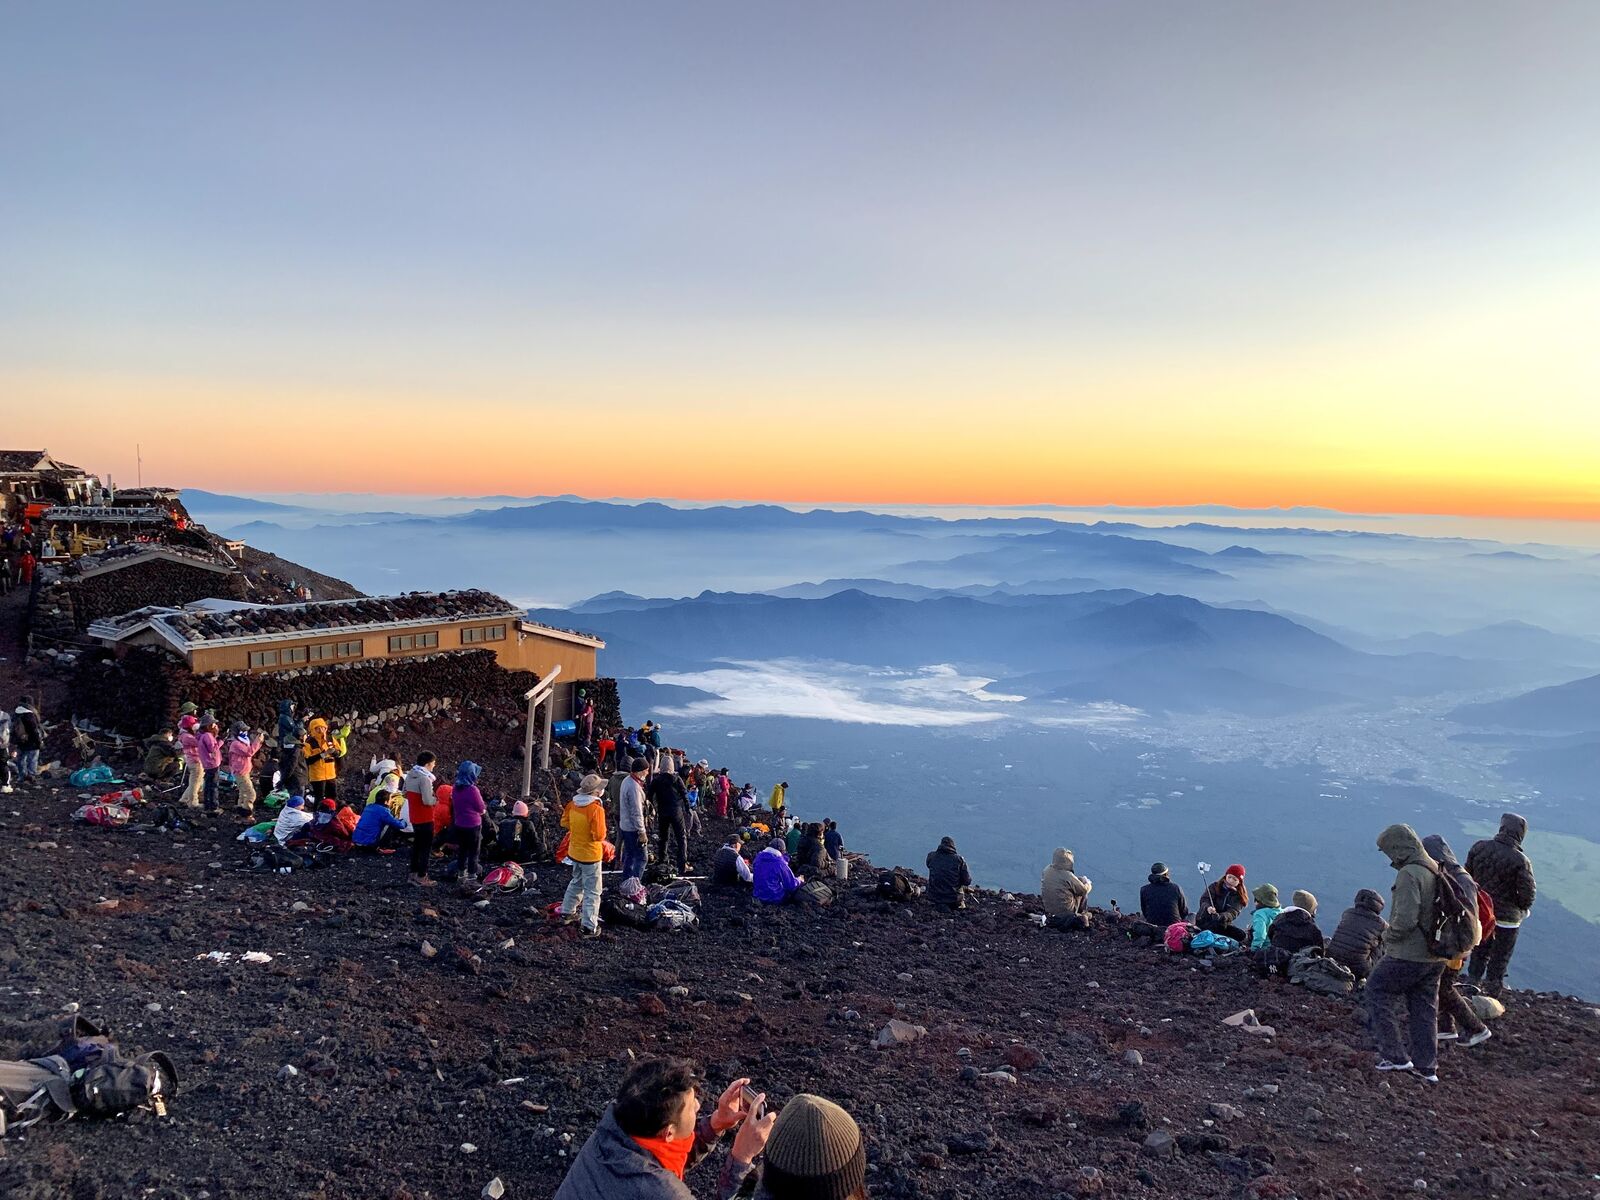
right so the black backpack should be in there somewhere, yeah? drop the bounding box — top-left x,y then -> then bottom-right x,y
72,1051 -> 177,1119
877,869 -> 920,902
599,895 -> 652,930
796,879 -> 835,908
1426,866 -> 1481,961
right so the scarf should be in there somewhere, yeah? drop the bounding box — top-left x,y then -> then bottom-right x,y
631,1131 -> 693,1179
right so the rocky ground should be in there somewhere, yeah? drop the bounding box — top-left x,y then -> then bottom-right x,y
3,598 -> 1600,1200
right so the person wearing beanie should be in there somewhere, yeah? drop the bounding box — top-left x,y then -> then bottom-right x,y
1246,883 -> 1284,950
554,1057 -> 773,1200
1040,847 -> 1093,930
1139,862 -> 1190,928
1329,888 -> 1388,981
560,773 -> 608,936
617,757 -> 650,884
1422,834 -> 1492,1049
1198,865 -> 1249,942
756,1093 -> 868,1200
1367,823 -> 1445,1078
273,794 -> 312,845
488,797 -> 540,865
926,836 -> 973,911
1265,888 -> 1326,967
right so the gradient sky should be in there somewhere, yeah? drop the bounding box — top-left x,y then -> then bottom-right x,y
3,2 -> 1599,518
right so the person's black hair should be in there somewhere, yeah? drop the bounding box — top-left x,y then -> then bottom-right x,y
613,1058 -> 697,1138
417,751 -> 436,766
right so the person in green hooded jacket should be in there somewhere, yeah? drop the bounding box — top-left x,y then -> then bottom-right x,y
1246,883 -> 1283,949
1365,824 -> 1446,1080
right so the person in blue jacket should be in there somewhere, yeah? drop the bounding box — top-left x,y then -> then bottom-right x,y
352,796 -> 409,852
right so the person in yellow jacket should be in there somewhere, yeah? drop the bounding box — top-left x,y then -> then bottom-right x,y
560,773 -> 608,937
768,781 -> 788,816
303,716 -> 349,805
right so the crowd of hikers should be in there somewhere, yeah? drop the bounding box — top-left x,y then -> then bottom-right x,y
3,686 -> 1543,1190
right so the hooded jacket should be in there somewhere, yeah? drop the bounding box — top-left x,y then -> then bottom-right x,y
196,727 -> 223,771
178,715 -> 201,764
562,793 -> 607,864
352,801 -> 409,847
451,762 -> 486,829
1040,848 -> 1091,917
303,718 -> 345,783
1140,873 -> 1190,926
276,699 -> 297,742
553,1103 -> 742,1200
227,729 -> 264,775
1466,813 -> 1536,926
753,844 -> 802,903
792,830 -> 832,877
1378,823 -> 1442,963
925,838 -> 973,907
1329,889 -> 1387,977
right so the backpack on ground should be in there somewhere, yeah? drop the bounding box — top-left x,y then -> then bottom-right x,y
599,895 -> 652,930
482,862 -> 527,893
642,861 -> 678,886
646,898 -> 700,932
1189,930 -> 1239,954
1,1042 -> 176,1132
1164,922 -> 1193,953
69,764 -> 117,788
72,1051 -> 177,1119
661,879 -> 700,907
49,1018 -> 116,1072
1288,947 -> 1357,997
876,868 -> 920,902
1426,867 -> 1481,961
796,879 -> 835,908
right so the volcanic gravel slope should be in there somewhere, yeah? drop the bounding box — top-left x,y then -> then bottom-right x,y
3,773 -> 1600,1200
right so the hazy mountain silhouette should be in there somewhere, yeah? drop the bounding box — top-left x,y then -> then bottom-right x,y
1452,672 -> 1600,733
1386,621 -> 1600,669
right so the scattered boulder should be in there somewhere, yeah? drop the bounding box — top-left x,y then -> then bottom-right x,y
873,1019 -> 927,1048
1142,1130 -> 1178,1158
1003,1044 -> 1046,1072
946,1130 -> 1000,1155
1122,1049 -> 1144,1067
1469,995 -> 1506,1021
482,1178 -> 505,1199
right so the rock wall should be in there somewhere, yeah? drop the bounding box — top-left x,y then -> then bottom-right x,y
70,646 -> 542,739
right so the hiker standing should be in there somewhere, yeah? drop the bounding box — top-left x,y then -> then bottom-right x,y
1366,824 -> 1446,1079
822,818 -> 844,862
925,836 -> 973,911
12,695 -> 44,785
1424,834 -> 1492,1048
649,763 -> 691,875
768,780 -> 788,817
402,752 -> 439,886
559,773 -> 607,936
303,717 -> 347,805
1040,847 -> 1092,930
275,700 -> 303,794
618,757 -> 649,883
177,712 -> 203,807
449,761 -> 487,880
576,688 -> 595,745
227,722 -> 264,814
0,706 -> 13,794
1466,813 -> 1536,999
196,715 -> 224,812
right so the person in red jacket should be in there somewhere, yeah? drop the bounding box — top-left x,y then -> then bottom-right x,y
18,550 -> 36,585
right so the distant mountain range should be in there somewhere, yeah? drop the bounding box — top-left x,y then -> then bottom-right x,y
1452,671 -> 1600,733
534,588 -> 1545,715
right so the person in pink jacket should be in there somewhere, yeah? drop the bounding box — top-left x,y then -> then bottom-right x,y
178,713 -> 203,808
226,720 -> 265,815
196,716 -> 224,812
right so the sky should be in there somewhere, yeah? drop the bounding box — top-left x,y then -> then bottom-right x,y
3,2 -> 1599,519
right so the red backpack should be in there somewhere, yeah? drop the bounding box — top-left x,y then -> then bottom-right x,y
1476,887 -> 1497,944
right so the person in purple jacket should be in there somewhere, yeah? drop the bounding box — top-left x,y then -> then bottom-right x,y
752,837 -> 805,904
449,760 -> 487,879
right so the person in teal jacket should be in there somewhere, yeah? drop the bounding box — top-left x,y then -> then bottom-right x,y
1247,883 -> 1283,949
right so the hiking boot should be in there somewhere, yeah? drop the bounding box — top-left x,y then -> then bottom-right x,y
561,912 -> 580,925
579,926 -> 601,938
1375,1059 -> 1414,1072
1463,1028 -> 1493,1048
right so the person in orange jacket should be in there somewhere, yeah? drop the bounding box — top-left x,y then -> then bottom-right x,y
302,716 -> 348,805
560,773 -> 608,937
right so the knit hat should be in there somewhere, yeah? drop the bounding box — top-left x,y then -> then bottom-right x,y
1291,889 -> 1317,915
287,795 -> 305,809
1149,862 -> 1169,878
1226,864 -> 1246,880
1252,883 -> 1280,907
760,1094 -> 866,1200
630,757 -> 648,773
511,801 -> 529,818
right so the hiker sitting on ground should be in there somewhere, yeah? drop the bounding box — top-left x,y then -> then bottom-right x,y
142,730 -> 182,782
1328,888 -> 1387,981
352,792 -> 410,851
753,838 -> 805,904
1423,834 -> 1492,1049
1134,862 -> 1189,938
1253,889 -> 1325,976
750,1093 -> 869,1200
711,834 -> 754,889
1040,847 -> 1093,930
926,836 -> 973,912
1197,865 -> 1250,942
488,800 -> 541,864
1246,883 -> 1284,950
273,794 -> 312,845
791,822 -> 832,878
554,1057 -> 774,1200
